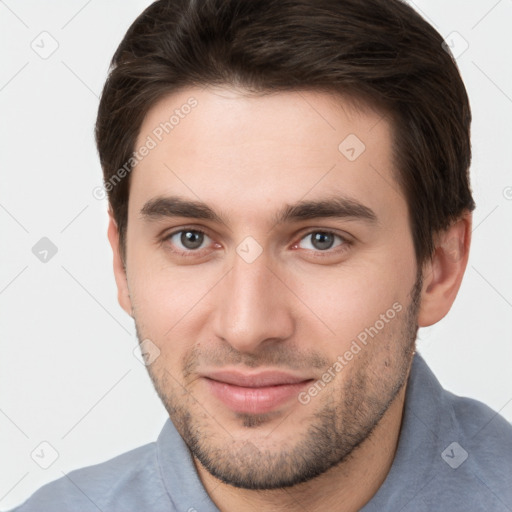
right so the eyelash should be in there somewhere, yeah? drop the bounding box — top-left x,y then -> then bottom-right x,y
162,227 -> 353,259
162,228 -> 217,259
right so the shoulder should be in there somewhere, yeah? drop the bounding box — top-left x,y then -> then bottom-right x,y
411,354 -> 512,456
418,353 -> 512,490
9,441 -> 174,512
421,390 -> 512,510
449,390 -> 512,439
378,354 -> 512,511
446,389 -> 512,470
427,375 -> 512,509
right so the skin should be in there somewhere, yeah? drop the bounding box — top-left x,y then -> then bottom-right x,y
108,86 -> 471,512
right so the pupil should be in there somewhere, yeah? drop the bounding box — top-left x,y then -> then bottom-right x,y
312,232 -> 333,250
181,231 -> 203,249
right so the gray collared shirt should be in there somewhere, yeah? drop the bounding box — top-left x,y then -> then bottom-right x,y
8,353 -> 512,511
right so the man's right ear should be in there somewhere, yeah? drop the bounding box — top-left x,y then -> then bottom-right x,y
107,211 -> 133,317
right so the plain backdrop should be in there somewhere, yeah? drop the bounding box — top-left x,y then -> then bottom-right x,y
1,0 -> 511,509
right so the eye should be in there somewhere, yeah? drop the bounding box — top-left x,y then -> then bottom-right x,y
166,229 -> 212,252
297,231 -> 347,251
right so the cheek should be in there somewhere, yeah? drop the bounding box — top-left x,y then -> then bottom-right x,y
127,250 -> 216,344
290,256 -> 413,351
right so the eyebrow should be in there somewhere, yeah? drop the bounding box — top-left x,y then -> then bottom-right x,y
140,195 -> 378,226
273,197 -> 378,225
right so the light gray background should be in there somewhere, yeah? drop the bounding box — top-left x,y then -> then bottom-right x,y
1,0 -> 511,509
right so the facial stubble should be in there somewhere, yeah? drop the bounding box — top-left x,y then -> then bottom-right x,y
135,273 -> 422,490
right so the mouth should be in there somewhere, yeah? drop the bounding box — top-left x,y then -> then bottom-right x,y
201,370 -> 314,414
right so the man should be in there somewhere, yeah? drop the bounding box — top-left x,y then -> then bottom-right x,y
11,0 -> 512,510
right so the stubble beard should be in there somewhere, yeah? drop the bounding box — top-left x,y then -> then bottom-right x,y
137,274 -> 422,490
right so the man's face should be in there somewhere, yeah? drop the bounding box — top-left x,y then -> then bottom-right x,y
121,86 -> 421,489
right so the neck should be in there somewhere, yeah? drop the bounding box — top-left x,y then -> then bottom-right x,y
194,383 -> 407,512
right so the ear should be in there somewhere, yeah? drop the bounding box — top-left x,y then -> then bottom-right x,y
417,211 -> 472,327
107,210 -> 133,317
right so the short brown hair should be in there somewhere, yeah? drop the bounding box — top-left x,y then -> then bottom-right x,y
95,0 -> 475,266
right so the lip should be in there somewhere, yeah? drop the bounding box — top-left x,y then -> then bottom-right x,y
202,370 -> 311,387
201,370 -> 313,414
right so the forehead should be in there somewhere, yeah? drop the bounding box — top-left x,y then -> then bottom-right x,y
130,86 -> 404,227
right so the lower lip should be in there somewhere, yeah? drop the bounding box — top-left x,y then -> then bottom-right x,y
203,378 -> 312,414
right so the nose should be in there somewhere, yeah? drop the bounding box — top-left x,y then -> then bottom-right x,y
212,249 -> 295,354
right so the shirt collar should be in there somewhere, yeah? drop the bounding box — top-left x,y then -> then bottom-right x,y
156,351 -> 446,512
361,351 -> 457,510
